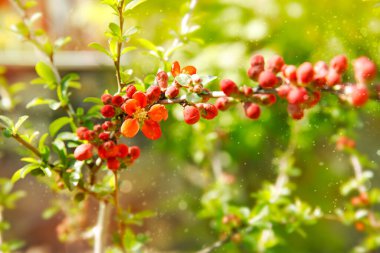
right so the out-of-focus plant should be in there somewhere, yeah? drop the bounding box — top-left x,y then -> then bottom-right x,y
1,0 -> 380,253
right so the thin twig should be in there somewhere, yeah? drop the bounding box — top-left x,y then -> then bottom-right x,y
114,0 -> 126,93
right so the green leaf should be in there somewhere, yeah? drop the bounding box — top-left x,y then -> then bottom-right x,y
10,22 -> 29,37
121,46 -> 137,55
0,115 -> 13,128
26,98 -> 60,110
124,0 -> 146,12
42,205 -> 60,219
83,97 -> 102,104
175,74 -> 191,86
11,164 -> 40,183
137,38 -> 158,52
49,117 -> 72,137
35,62 -> 57,84
13,115 -> 29,133
24,0 -> 37,9
109,22 -> 121,37
89,42 -> 111,57
124,26 -> 139,38
54,36 -> 72,49
38,133 -> 49,152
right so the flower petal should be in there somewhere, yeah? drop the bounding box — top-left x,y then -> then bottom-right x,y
171,61 -> 181,77
182,65 -> 197,75
141,119 -> 162,140
120,118 -> 139,138
132,91 -> 148,108
148,104 -> 168,122
121,99 -> 139,116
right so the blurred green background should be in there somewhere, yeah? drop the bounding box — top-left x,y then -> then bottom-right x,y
1,0 -> 380,252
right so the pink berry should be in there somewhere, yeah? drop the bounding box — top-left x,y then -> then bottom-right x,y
74,144 -> 93,161
297,62 -> 314,84
220,79 -> 238,96
330,55 -> 348,74
354,57 -> 377,83
267,55 -> 285,73
215,97 -> 230,111
183,105 -> 200,124
287,104 -> 304,120
282,65 -> 297,82
287,87 -> 308,104
258,70 -> 278,89
165,86 -> 180,99
250,54 -> 265,67
243,102 -> 261,120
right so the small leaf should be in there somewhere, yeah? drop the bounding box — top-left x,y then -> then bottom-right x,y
109,22 -> 121,37
124,0 -> 146,12
137,38 -> 158,52
121,46 -> 137,55
49,117 -> 72,137
42,205 -> 60,219
89,42 -> 111,57
83,97 -> 102,104
124,26 -> 139,38
11,164 -> 40,183
0,115 -> 13,128
26,98 -> 61,110
35,62 -> 57,84
54,36 -> 72,49
14,115 -> 29,133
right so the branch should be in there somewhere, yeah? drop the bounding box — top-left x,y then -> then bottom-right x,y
114,0 -> 126,93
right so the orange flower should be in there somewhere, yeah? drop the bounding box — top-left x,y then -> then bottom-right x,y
171,61 -> 197,77
120,92 -> 168,140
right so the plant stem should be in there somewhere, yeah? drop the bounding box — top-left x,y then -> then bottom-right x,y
94,201 -> 108,253
115,0 -> 126,93
0,206 -> 3,247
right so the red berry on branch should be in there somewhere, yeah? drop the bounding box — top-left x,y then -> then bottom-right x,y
165,86 -> 180,99
354,57 -> 377,83
326,70 -> 342,87
117,144 -> 129,158
94,124 -> 102,132
101,105 -> 116,118
247,65 -> 264,81
258,70 -> 278,89
199,103 -> 218,120
125,84 -> 137,98
250,54 -> 265,67
215,97 -> 230,111
129,146 -> 141,160
287,104 -> 304,120
259,94 -> 277,106
183,105 -> 200,124
102,121 -> 113,131
297,62 -> 314,84
243,86 -> 253,96
345,85 -> 369,107
287,87 -> 308,104
112,95 -> 124,107
267,55 -> 285,73
107,158 -> 120,171
76,127 -> 89,140
276,84 -> 291,98
101,94 -> 113,105
146,85 -> 161,104
243,102 -> 261,119
282,65 -> 297,82
156,71 -> 168,89
99,132 -> 110,141
220,79 -> 238,96
330,55 -> 348,74
313,61 -> 328,86
74,144 -> 93,161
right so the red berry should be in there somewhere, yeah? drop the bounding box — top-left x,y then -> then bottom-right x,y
243,86 -> 253,96
247,65 -> 264,81
199,103 -> 218,120
354,57 -> 377,83
99,132 -> 110,141
276,85 -> 291,98
112,95 -> 124,107
306,91 -> 321,108
76,127 -> 89,140
313,61 -> 328,86
259,94 -> 276,106
93,124 -> 102,132
282,65 -> 297,82
125,85 -> 137,98
330,55 -> 348,74
267,55 -> 285,73
287,87 -> 308,104
258,70 -> 278,89
165,86 -> 180,99
243,103 -> 261,120
129,146 -> 140,160
156,71 -> 168,89
107,158 -> 120,171
101,105 -> 116,118
117,144 -> 129,158
336,136 -> 356,150
220,79 -> 238,96
215,97 -> 230,111
326,70 -> 342,87
102,121 -> 113,131
101,94 -> 113,105
74,144 -> 93,161
347,85 -> 369,107
250,54 -> 265,67
183,105 -> 200,124
297,62 -> 314,84
98,141 -> 118,159
146,85 -> 161,104
287,104 -> 304,120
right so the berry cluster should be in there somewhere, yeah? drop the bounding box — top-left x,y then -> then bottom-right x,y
217,54 -> 377,120
74,122 -> 140,171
